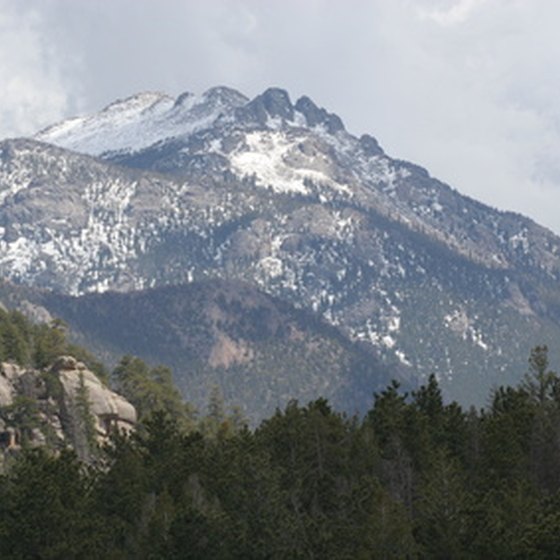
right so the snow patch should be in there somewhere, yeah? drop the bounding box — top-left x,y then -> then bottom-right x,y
35,90 -> 242,157
444,308 -> 489,351
230,131 -> 351,196
258,256 -> 283,278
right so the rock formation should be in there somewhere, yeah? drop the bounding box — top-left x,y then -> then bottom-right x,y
0,355 -> 136,464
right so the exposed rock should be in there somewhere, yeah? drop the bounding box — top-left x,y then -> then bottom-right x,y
295,96 -> 345,134
54,356 -> 137,434
0,357 -> 137,458
208,333 -> 254,368
17,300 -> 53,324
0,375 -> 13,407
359,134 -> 384,157
173,91 -> 195,109
1,362 -> 24,382
0,84 -> 558,410
240,87 -> 294,125
52,355 -> 81,372
0,362 -> 25,407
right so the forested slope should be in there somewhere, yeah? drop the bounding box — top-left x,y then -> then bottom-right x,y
2,345 -> 560,558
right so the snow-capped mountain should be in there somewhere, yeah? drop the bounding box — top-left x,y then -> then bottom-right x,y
0,86 -> 558,406
36,87 -> 560,275
36,87 -> 249,158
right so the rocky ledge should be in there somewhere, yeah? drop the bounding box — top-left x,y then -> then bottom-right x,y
0,356 -> 136,463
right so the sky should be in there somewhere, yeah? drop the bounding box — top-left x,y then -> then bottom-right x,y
1,0 -> 560,232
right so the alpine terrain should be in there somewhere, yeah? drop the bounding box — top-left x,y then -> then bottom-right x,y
0,85 -> 558,417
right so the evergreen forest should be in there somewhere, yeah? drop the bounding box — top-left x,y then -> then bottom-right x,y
1,312 -> 560,558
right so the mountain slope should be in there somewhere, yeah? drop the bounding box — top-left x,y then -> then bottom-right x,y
36,87 -> 560,279
29,280 -> 402,421
0,86 -> 555,406
36,88 -> 250,158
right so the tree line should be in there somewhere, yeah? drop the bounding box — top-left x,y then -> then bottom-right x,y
0,308 -> 106,377
1,343 -> 560,558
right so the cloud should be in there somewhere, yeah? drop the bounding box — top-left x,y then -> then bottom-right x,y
0,1 -> 81,137
357,0 -> 560,232
1,0 -> 560,232
420,0 -> 488,26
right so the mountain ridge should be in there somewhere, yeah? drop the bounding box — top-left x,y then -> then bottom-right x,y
38,278 -> 407,421
0,85 -> 556,407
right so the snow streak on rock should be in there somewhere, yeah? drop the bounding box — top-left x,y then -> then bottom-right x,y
0,85 -> 557,405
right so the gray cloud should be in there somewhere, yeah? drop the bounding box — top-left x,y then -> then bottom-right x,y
2,0 -> 560,232
0,1 -> 79,135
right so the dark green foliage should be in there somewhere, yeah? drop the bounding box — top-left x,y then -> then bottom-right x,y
0,396 -> 41,447
0,449 -> 102,559
32,321 -> 67,369
3,346 -> 560,558
112,355 -> 196,431
520,492 -> 560,559
0,309 -> 107,375
0,310 -> 32,364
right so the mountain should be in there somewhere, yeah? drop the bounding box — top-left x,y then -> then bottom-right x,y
0,278 -> 404,422
0,86 -> 557,407
38,280 -> 405,421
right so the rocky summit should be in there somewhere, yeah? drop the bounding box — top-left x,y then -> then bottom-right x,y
0,86 -> 558,410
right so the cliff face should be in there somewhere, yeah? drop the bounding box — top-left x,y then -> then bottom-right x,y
0,355 -> 136,464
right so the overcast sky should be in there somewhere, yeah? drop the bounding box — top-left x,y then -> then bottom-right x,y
1,0 -> 560,232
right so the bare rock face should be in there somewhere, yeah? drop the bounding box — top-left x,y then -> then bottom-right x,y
0,362 -> 25,407
0,378 -> 12,407
0,357 -> 137,459
0,370 -> 15,407
52,356 -> 137,438
1,362 -> 24,382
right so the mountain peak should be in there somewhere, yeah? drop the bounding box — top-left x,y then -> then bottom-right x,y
294,95 -> 345,134
202,86 -> 249,106
35,86 -> 354,159
172,91 -> 196,109
100,91 -> 172,114
238,87 -> 295,125
5,84 -> 560,409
